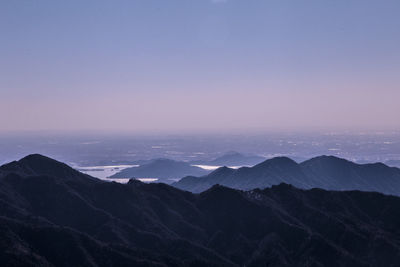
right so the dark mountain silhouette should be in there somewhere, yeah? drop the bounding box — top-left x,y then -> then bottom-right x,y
2,154 -> 400,266
109,158 -> 210,181
174,155 -> 400,195
301,155 -> 400,193
0,154 -> 96,181
191,151 -> 265,166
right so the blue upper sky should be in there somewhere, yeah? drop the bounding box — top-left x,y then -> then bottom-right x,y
1,0 -> 399,133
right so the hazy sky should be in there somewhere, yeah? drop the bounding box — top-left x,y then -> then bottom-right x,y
1,0 -> 400,134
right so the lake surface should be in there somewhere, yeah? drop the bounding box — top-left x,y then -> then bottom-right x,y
76,164 -> 139,180
74,164 -> 243,183
192,164 -> 244,170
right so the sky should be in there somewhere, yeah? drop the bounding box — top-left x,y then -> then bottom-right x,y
1,0 -> 400,134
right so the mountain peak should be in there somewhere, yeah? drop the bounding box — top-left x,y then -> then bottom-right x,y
307,155 -> 349,162
20,153 -> 61,164
209,166 -> 235,176
301,155 -> 354,167
0,154 -> 92,181
200,183 -> 240,198
254,156 -> 297,168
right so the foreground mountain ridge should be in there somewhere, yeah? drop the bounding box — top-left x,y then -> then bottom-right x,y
173,155 -> 400,195
1,154 -> 400,266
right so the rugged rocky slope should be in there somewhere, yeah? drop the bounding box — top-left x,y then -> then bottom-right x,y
1,154 -> 400,266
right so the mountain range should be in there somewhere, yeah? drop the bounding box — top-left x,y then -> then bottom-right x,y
110,152 -> 265,181
109,158 -> 210,181
174,155 -> 400,195
1,154 -> 400,266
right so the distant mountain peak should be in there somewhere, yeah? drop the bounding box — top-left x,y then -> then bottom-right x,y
254,156 -> 297,168
209,166 -> 235,176
305,155 -> 351,163
300,155 -> 356,169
